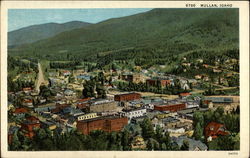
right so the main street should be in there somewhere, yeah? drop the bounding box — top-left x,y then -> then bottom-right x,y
35,62 -> 46,92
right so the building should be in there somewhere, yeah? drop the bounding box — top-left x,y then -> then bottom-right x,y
131,135 -> 147,150
13,108 -> 28,118
202,100 -> 213,108
179,92 -> 191,99
77,113 -> 98,121
75,98 -> 91,110
121,74 -> 133,82
204,97 -> 233,104
77,116 -> 128,135
121,108 -> 147,122
8,126 -> 20,145
22,99 -> 33,107
21,116 -> 41,138
114,93 -> 141,102
62,70 -> 71,76
146,79 -> 171,87
205,122 -> 229,141
154,103 -> 186,112
89,99 -> 118,113
41,120 -> 57,130
172,136 -> 208,151
23,87 -> 32,93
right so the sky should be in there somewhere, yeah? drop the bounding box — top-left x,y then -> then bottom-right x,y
8,8 -> 152,32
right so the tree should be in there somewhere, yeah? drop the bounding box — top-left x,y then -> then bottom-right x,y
155,125 -> 163,143
141,117 -> 155,140
82,80 -> 95,98
10,131 -> 21,150
193,123 -> 203,140
180,140 -> 189,150
40,85 -> 52,99
96,83 -> 107,99
193,112 -> 204,128
121,129 -> 131,151
217,135 -> 237,150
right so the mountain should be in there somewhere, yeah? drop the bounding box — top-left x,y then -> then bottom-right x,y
8,21 -> 91,46
9,8 -> 239,67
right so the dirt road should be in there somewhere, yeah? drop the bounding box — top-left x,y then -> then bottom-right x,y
35,63 -> 46,92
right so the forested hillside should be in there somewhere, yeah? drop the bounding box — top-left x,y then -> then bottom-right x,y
9,8 -> 239,69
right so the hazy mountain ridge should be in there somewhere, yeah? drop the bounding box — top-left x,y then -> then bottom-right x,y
8,21 -> 91,46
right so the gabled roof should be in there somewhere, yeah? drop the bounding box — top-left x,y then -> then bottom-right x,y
179,92 -> 191,97
205,122 -> 229,138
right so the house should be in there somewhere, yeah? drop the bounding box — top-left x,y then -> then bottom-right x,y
77,116 -> 128,135
22,99 -> 33,107
203,76 -> 209,82
13,108 -> 28,118
205,122 -> 229,141
131,135 -> 147,150
182,63 -> 191,67
197,59 -> 203,63
77,74 -> 91,81
179,92 -> 191,99
39,97 -> 47,104
114,93 -> 141,102
64,89 -> 74,96
195,75 -> 202,80
151,117 -> 164,130
62,70 -> 71,76
23,87 -> 32,93
21,116 -> 41,138
172,136 -> 208,151
180,82 -> 190,90
203,64 -> 209,68
213,68 -> 222,73
202,100 -> 213,108
162,116 -> 180,128
8,102 -> 15,111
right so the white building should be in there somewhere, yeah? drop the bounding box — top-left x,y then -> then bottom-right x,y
77,113 -> 98,121
121,108 -> 147,122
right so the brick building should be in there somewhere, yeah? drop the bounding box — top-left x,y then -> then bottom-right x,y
205,122 -> 229,141
114,93 -> 141,102
122,73 -> 147,83
146,79 -> 171,87
154,103 -> 186,112
21,116 -> 41,138
77,116 -> 128,135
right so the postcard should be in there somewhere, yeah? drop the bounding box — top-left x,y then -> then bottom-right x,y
1,1 -> 249,158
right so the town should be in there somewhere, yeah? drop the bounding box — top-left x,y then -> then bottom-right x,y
7,55 -> 240,151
